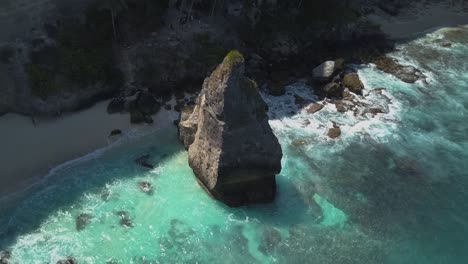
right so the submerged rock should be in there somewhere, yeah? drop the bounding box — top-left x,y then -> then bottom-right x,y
109,129 -> 122,137
56,257 -> 78,264
179,51 -> 282,207
135,154 -> 154,169
76,213 -> 93,231
139,181 -> 153,194
258,227 -> 282,254
0,250 -> 11,264
117,211 -> 133,228
292,139 -> 307,148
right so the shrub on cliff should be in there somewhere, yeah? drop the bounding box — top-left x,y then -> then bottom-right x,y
26,4 -> 123,98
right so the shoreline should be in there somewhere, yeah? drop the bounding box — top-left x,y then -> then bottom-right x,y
0,100 -> 178,209
1,1 -> 468,206
367,1 -> 468,40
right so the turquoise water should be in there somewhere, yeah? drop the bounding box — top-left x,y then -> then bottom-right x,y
1,26 -> 468,263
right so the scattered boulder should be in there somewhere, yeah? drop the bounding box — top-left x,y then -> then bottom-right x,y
109,129 -> 122,137
181,51 -> 283,207
343,73 -> 364,95
335,100 -> 349,113
306,103 -> 324,114
76,213 -> 93,231
328,123 -> 342,139
367,107 -> 387,115
292,139 -> 307,147
312,61 -> 336,83
441,41 -> 452,48
130,110 -> 153,124
139,181 -> 153,194
56,257 -> 78,264
100,189 -> 111,201
117,211 -> 133,228
322,82 -> 343,97
136,92 -> 160,115
373,56 -> 425,83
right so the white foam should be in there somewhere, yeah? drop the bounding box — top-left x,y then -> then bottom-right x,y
0,109 -> 179,206
262,75 -> 402,153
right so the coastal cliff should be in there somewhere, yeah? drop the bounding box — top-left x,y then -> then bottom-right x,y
179,51 -> 282,207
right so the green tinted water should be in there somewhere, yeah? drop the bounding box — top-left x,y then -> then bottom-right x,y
1,26 -> 468,263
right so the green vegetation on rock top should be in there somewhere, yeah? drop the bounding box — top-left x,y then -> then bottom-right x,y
223,50 -> 245,68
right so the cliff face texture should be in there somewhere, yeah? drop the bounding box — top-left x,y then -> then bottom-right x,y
179,51 -> 282,207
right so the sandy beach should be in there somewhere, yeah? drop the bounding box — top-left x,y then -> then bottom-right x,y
368,1 -> 468,39
0,100 -> 177,202
0,0 -> 467,208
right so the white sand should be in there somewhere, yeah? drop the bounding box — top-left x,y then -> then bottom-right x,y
368,1 -> 468,39
0,100 -> 177,199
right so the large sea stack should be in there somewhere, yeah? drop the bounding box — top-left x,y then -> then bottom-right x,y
179,51 -> 282,207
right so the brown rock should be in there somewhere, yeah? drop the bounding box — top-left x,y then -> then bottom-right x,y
306,103 -> 324,114
178,105 -> 197,149
343,73 -> 364,95
373,56 -> 425,83
292,139 -> 307,147
181,51 -> 282,207
328,124 -> 341,139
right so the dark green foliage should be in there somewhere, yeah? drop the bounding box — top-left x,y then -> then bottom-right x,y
238,0 -> 360,45
300,0 -> 359,25
138,62 -> 160,89
193,33 -> 228,69
26,64 -> 58,98
26,3 -> 123,98
0,46 -> 14,64
117,0 -> 169,37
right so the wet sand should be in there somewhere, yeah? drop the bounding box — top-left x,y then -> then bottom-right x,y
0,100 -> 176,202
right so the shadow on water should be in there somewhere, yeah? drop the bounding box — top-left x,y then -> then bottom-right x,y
0,127 -> 184,250
1,25 -> 468,262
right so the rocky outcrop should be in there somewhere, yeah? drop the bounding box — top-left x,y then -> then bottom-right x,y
179,51 -> 282,207
328,123 -> 342,139
373,56 -> 425,83
178,105 -> 198,149
306,103 -> 325,114
76,213 -> 93,231
343,73 -> 364,95
312,61 -> 337,83
107,91 -> 161,124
